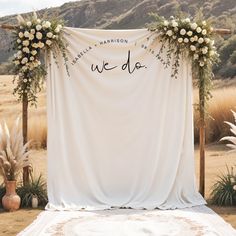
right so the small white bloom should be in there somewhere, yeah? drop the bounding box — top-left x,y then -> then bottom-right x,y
30,29 -> 35,34
14,60 -> 20,65
184,18 -> 190,23
191,23 -> 198,30
28,34 -> 34,40
180,29 -> 186,35
46,40 -> 52,46
37,19 -> 41,23
205,38 -> 210,44
26,21 -> 32,27
193,54 -> 199,60
196,27 -> 202,33
18,46 -> 22,49
202,29 -> 207,35
194,35 -> 198,41
184,38 -> 189,43
22,40 -> 29,46
36,24 -> 42,31
172,35 -> 177,39
178,38 -> 183,43
17,39 -> 21,43
190,45 -> 196,51
190,37 -> 195,42
43,21 -> 51,28
166,30 -> 173,36
46,32 -> 53,38
18,32 -> 24,38
198,37 -> 204,44
22,47 -> 30,53
202,20 -> 206,26
31,50 -> 37,56
21,57 -> 28,64
202,48 -> 208,54
172,21 -> 178,27
233,185 -> 236,191
38,42 -> 45,48
209,26 -> 214,32
36,32 -> 43,40
23,79 -> 27,83
24,31 -> 30,38
32,43 -> 38,48
199,61 -> 205,67
187,31 -> 193,36
30,56 -> 34,61
163,20 -> 169,26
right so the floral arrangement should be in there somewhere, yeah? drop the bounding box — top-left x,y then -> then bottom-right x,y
12,13 -> 68,105
0,118 -> 32,181
148,14 -> 219,108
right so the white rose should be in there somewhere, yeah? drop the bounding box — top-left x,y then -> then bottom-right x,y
180,29 -> 186,35
36,32 -> 43,40
178,38 -> 183,43
22,40 -> 29,46
191,23 -> 198,30
32,43 -> 38,48
36,24 -> 42,31
46,40 -> 52,46
46,32 -> 53,38
26,21 -> 32,27
54,27 -> 60,33
193,54 -> 199,60
202,47 -> 208,54
30,56 -> 34,61
198,37 -> 204,44
202,29 -> 207,35
23,79 -> 28,83
28,34 -> 34,40
22,47 -> 30,53
199,61 -> 205,67
190,45 -> 196,51
21,57 -> 28,64
17,39 -> 21,43
163,20 -> 169,26
172,21 -> 178,27
166,30 -> 173,36
190,37 -> 195,42
18,32 -> 24,38
196,27 -> 202,33
24,31 -> 30,38
38,42 -> 45,48
43,21 -> 51,28
184,38 -> 189,43
30,29 -> 36,34
31,50 -> 37,56
187,31 -> 193,36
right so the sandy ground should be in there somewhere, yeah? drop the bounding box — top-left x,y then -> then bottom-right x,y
0,145 -> 235,235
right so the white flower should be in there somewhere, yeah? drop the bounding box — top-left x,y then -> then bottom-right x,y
46,40 -> 52,46
184,18 -> 190,23
196,27 -> 202,33
17,51 -> 22,59
171,21 -> 178,27
198,37 -> 204,44
18,32 -> 24,38
36,32 -> 43,40
205,38 -> 210,44
163,20 -> 169,26
36,24 -> 42,31
202,29 -> 207,35
193,54 -> 199,60
184,38 -> 189,43
17,39 -> 21,43
202,47 -> 208,54
199,61 -> 205,67
209,26 -> 214,32
202,21 -> 206,26
37,19 -> 41,23
43,21 -> 51,28
190,37 -> 195,42
21,57 -> 28,64
190,45 -> 196,51
22,40 -> 29,46
233,185 -> 236,191
14,60 -> 20,65
187,31 -> 193,36
18,46 -> 22,49
178,38 -> 183,43
209,50 -> 215,56
194,35 -> 198,41
24,31 -> 30,38
46,32 -> 53,38
180,29 -> 186,35
30,29 -> 35,34
191,23 -> 198,30
30,56 -> 34,61
32,43 -> 38,48
38,42 -> 45,48
166,30 -> 173,36
23,79 -> 27,83
26,21 -> 32,27
172,35 -> 177,39
22,47 -> 30,53
28,34 -> 34,40
31,50 -> 37,56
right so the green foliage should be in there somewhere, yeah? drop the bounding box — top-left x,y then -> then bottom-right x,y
210,166 -> 236,206
0,184 -> 5,208
17,174 -> 48,207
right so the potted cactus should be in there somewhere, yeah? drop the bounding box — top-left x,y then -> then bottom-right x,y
0,118 -> 32,211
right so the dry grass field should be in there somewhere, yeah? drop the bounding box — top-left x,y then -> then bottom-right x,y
0,75 -> 236,234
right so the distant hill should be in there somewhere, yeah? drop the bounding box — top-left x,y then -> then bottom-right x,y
0,0 -> 236,78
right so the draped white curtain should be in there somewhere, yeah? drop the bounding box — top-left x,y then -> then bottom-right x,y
46,27 -> 205,210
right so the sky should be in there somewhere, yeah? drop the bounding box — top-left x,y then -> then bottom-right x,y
0,0 -> 78,17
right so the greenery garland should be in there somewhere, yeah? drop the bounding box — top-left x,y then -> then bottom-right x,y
148,14 -> 219,110
12,13 -> 69,105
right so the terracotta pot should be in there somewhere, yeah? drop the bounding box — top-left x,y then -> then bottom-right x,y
2,180 -> 21,211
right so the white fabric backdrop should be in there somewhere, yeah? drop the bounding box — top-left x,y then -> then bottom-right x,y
46,27 -> 205,210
